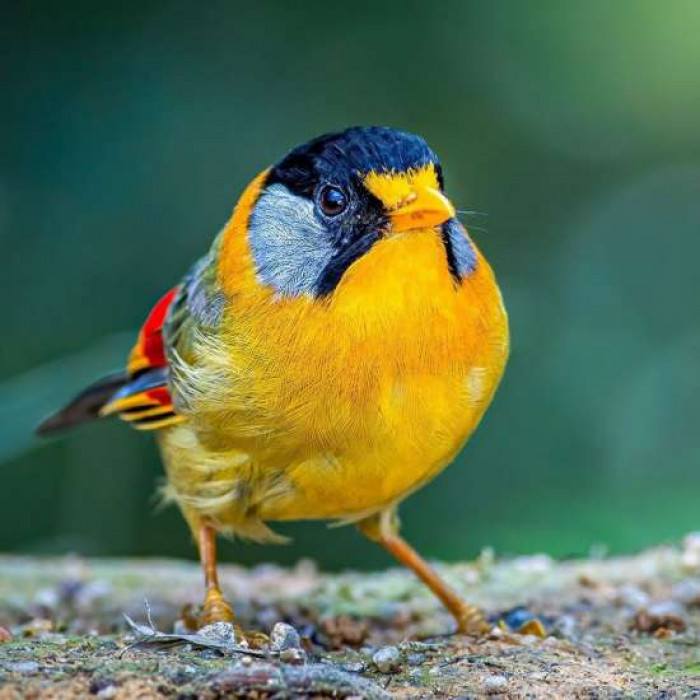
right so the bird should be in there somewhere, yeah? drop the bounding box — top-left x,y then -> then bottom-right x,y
38,126 -> 509,636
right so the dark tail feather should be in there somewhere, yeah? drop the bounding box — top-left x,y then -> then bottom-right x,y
36,371 -> 129,436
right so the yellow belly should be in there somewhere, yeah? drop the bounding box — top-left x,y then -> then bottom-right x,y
259,365 -> 499,520
159,230 -> 509,538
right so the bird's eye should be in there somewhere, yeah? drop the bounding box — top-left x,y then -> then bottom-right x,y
318,186 -> 347,217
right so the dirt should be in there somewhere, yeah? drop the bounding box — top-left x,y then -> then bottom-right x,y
1,535 -> 700,698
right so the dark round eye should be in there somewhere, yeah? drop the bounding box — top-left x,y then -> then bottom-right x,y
318,185 -> 347,217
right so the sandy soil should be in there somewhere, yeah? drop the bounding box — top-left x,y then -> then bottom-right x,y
1,535 -> 700,698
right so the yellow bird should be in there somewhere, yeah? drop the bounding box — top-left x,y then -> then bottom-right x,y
39,127 -> 509,635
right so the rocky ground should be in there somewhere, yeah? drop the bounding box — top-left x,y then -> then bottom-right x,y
1,536 -> 700,698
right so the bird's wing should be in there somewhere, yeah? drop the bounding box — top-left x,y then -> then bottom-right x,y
37,238 -> 226,435
103,238 -> 226,431
99,287 -> 184,430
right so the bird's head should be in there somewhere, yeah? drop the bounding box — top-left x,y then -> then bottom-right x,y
235,126 -> 476,298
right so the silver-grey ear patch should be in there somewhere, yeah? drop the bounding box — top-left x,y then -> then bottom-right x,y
248,184 -> 335,297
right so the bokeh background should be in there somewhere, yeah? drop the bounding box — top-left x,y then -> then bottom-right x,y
2,1 -> 700,570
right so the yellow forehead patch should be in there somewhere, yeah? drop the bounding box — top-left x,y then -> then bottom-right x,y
363,164 -> 440,210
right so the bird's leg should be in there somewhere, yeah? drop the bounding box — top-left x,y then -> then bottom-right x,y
358,510 -> 489,635
198,522 -> 236,625
196,523 -> 269,648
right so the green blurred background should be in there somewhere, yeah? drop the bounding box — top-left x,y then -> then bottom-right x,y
2,1 -> 700,570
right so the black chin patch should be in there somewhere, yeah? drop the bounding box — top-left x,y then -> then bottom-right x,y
314,231 -> 381,297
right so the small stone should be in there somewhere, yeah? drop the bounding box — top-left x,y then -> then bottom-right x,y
648,601 -> 687,619
96,686 -> 117,699
163,664 -> 197,685
672,579 -> 700,607
172,619 -> 190,635
483,674 -> 509,694
6,661 -> 39,674
34,588 -> 59,610
502,607 -> 535,630
577,573 -> 598,588
554,614 -> 577,639
279,647 -> 306,664
342,661 -> 366,673
654,627 -> 674,639
616,585 -> 651,610
0,626 -> 11,642
631,602 -> 687,634
406,652 -> 426,666
518,619 -> 546,638
198,622 -> 248,647
89,678 -> 116,695
320,615 -> 368,648
20,618 -> 53,637
372,645 -> 401,673
270,622 -> 301,651
682,532 -> 700,571
74,580 -> 113,613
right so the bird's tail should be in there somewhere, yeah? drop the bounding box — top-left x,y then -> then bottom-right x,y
36,371 -> 130,436
36,365 -> 182,436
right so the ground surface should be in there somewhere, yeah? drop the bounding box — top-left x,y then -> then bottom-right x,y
1,536 -> 700,698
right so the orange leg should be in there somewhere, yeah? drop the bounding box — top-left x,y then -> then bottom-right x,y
360,513 -> 489,635
198,523 -> 235,625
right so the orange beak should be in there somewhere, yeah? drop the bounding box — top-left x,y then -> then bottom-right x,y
389,187 -> 456,233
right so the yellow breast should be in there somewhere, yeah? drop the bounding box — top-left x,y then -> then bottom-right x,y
161,177 -> 509,534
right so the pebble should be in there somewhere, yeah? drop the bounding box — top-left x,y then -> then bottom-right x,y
20,618 -> 53,637
96,686 -> 117,699
163,664 -> 197,685
682,532 -> 700,571
342,661 -> 366,674
372,645 -> 401,673
616,585 -> 651,610
502,607 -> 535,630
405,652 -> 426,666
519,619 -> 547,638
6,661 -> 39,674
483,674 -> 509,694
34,588 -> 59,610
279,647 -> 306,664
269,622 -> 301,651
632,601 -> 688,634
554,614 -> 577,639
198,622 -> 248,647
74,581 -> 113,613
647,601 -> 687,619
172,619 -> 191,635
672,579 -> 700,607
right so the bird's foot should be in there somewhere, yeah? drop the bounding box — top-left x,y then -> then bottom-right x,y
202,587 -> 235,626
199,589 -> 269,649
452,603 -> 491,636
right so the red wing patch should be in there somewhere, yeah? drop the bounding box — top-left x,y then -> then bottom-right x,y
100,287 -> 184,430
128,287 -> 179,375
